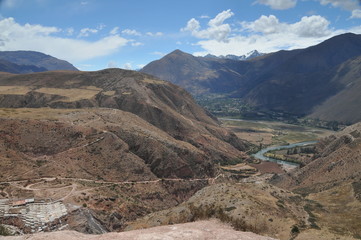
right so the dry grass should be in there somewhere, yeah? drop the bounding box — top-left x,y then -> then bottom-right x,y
35,87 -> 100,102
0,85 -> 104,101
307,183 -> 361,238
0,108 -> 77,119
0,86 -> 31,95
143,78 -> 165,85
103,90 -> 116,96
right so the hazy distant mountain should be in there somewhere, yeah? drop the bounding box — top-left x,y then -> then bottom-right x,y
0,50 -> 78,72
141,33 -> 361,123
0,59 -> 47,73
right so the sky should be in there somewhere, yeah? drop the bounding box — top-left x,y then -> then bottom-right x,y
0,0 -> 361,71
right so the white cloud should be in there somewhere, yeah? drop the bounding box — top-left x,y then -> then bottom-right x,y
181,18 -> 200,32
200,15 -> 210,19
123,63 -> 132,70
248,15 -> 284,34
121,29 -> 141,36
256,0 -> 297,10
131,41 -> 144,46
78,27 -> 98,37
191,14 -> 347,57
0,17 -> 129,63
292,15 -> 331,37
110,27 -> 119,35
243,15 -> 331,37
181,9 -> 234,42
146,32 -> 163,37
351,9 -> 361,18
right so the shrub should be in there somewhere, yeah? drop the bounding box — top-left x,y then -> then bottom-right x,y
0,225 -> 11,236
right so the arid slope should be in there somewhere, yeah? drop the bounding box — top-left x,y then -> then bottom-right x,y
0,69 -> 250,169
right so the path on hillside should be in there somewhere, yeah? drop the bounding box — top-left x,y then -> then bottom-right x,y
1,174 -> 225,202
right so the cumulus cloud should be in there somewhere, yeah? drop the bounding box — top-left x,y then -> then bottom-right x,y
292,15 -> 331,37
248,15 -> 284,34
192,14 -> 347,57
243,15 -> 331,38
181,9 -> 234,42
0,17 -> 129,62
256,0 -> 297,10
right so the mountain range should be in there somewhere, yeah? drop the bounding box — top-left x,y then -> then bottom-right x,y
204,50 -> 264,61
1,34 -> 361,239
141,33 -> 361,124
0,51 -> 78,73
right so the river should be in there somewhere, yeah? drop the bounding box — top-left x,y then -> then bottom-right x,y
253,141 -> 317,167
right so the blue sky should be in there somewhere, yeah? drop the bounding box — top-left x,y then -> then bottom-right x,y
0,0 -> 360,70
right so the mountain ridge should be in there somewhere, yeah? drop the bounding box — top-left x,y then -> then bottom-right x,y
0,69 -> 250,177
0,50 -> 78,73
141,33 -> 361,123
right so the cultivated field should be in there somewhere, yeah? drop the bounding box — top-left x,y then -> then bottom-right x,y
220,118 -> 334,146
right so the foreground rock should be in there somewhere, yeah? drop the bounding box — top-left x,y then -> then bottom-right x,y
4,220 -> 276,240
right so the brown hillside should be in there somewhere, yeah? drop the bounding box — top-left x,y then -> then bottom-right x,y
0,108 -> 218,181
126,182 -> 309,240
0,69 -> 250,169
271,122 -> 361,193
